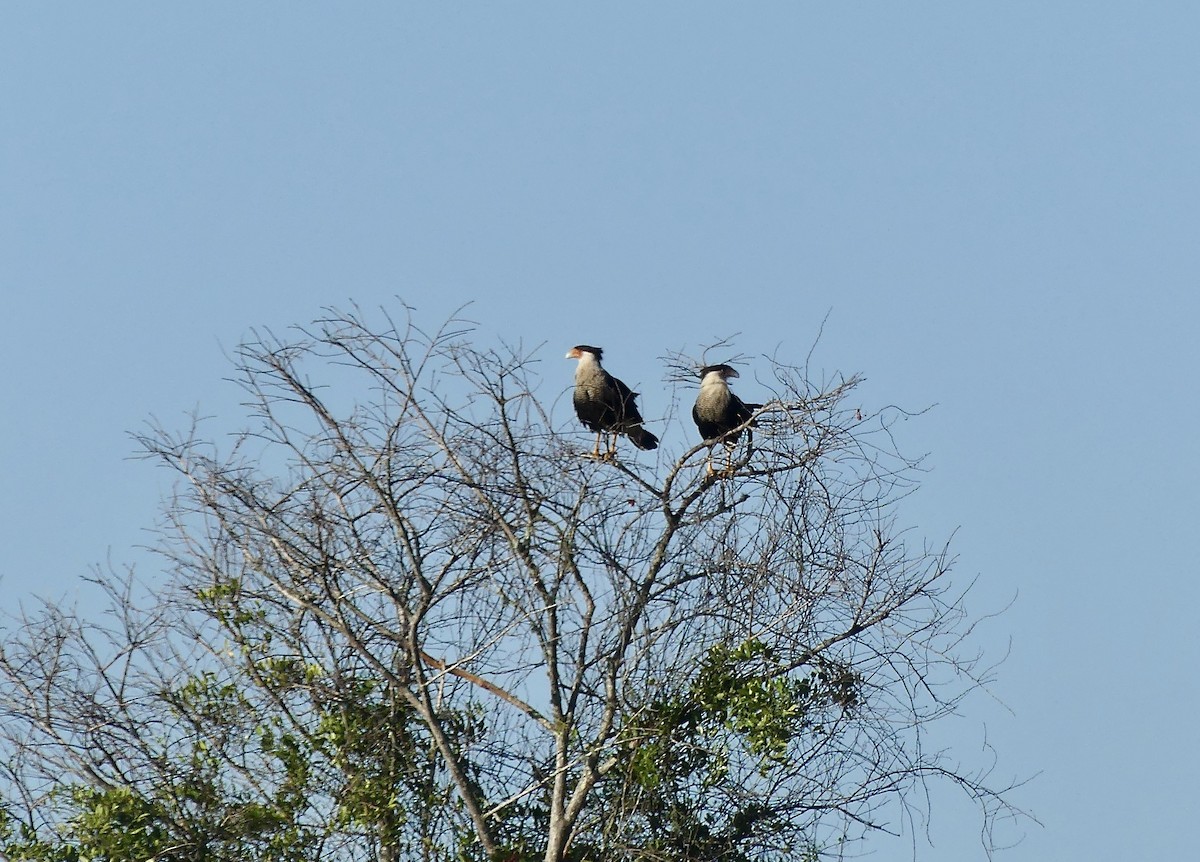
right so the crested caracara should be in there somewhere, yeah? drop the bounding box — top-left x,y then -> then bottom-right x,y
566,345 -> 658,457
693,364 -> 762,472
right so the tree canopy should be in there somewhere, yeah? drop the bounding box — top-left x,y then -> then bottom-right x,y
0,305 -> 1025,862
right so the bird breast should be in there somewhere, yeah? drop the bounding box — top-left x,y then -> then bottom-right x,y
696,382 -> 731,413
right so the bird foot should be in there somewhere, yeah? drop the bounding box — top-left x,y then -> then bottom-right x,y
705,462 -> 737,479
580,450 -> 619,463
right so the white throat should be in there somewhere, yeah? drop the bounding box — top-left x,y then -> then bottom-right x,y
575,351 -> 602,377
700,370 -> 728,391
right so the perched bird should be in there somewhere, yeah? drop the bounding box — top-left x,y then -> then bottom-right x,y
692,364 -> 762,472
566,345 -> 658,457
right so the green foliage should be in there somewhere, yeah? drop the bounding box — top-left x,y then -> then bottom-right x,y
1,665 -> 324,862
1,769 -> 318,862
628,638 -> 862,780
604,639 -> 863,861
696,638 -> 808,762
2,808 -> 80,862
2,659 -> 491,861
62,787 -> 171,861
174,668 -> 252,723
315,684 -> 417,832
196,577 -> 269,631
0,787 -> 171,862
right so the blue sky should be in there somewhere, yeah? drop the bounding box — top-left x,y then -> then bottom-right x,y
3,4 -> 1198,858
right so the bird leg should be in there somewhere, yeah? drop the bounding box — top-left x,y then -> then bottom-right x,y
706,443 -> 737,478
588,431 -> 602,459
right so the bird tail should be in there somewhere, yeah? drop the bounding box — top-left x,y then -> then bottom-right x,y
627,426 -> 659,450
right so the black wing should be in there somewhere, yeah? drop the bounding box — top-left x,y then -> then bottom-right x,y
605,371 -> 644,424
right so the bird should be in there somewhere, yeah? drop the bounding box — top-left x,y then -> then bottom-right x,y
566,345 -> 658,457
692,364 -> 762,473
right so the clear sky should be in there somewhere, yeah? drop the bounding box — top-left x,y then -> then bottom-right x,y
3,4 -> 1198,859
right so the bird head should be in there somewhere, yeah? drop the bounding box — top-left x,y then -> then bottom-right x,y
699,363 -> 739,382
566,345 -> 604,361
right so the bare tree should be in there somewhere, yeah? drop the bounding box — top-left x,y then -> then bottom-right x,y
0,304 -> 1026,862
